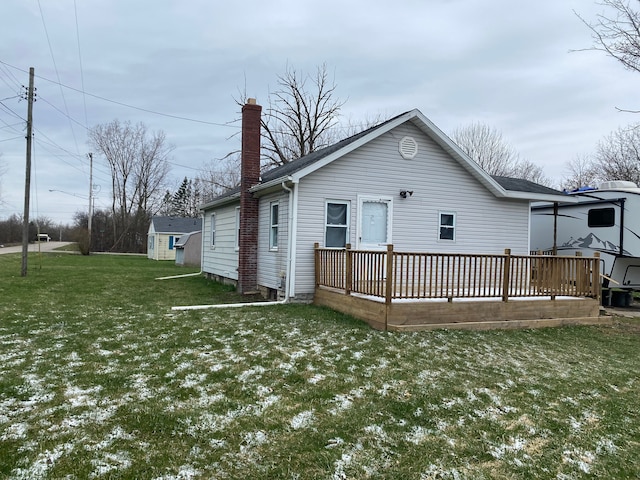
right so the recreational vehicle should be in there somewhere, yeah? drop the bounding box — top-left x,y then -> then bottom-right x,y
531,181 -> 640,292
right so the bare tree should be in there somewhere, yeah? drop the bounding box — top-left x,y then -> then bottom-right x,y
197,153 -> 242,200
593,124 -> 640,184
577,0 -> 640,73
561,155 -> 599,190
452,122 -> 521,176
510,159 -> 552,187
452,122 -> 551,185
576,0 -> 640,111
88,120 -> 172,252
239,64 -> 346,168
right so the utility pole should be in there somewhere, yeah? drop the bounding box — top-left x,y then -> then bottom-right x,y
21,67 -> 35,277
87,152 -> 93,253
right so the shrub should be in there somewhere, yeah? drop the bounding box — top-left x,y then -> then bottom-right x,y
73,228 -> 91,255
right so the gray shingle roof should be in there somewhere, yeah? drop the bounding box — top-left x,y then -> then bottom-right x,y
151,216 -> 202,234
200,109 -> 567,208
200,112 -> 408,207
260,112 -> 407,183
491,176 -> 565,196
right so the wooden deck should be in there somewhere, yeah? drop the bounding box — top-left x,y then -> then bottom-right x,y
314,244 -> 607,331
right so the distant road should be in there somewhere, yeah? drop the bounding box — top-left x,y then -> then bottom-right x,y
0,241 -> 73,255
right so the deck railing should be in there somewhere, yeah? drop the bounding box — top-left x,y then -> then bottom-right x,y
314,243 -> 601,304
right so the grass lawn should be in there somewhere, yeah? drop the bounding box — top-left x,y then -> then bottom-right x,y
1,252 -> 639,479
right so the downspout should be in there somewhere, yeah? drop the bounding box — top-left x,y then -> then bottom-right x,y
172,185 -> 296,311
289,177 -> 299,297
280,176 -> 297,302
552,202 -> 558,255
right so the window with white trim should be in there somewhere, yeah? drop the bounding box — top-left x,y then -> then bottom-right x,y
211,213 -> 216,247
325,201 -> 349,248
439,212 -> 456,241
269,202 -> 279,250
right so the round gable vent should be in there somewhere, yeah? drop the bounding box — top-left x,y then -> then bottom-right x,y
399,136 -> 418,159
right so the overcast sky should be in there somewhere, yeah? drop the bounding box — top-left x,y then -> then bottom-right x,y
0,0 -> 637,224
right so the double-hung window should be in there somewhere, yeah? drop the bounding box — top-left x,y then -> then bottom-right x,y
439,212 -> 456,241
325,201 -> 349,248
269,203 -> 279,250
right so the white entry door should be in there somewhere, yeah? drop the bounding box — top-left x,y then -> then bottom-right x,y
357,196 -> 392,250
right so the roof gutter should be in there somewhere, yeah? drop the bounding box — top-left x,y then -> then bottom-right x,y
503,191 -> 578,203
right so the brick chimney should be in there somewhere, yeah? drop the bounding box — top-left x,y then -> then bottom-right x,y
238,98 -> 262,294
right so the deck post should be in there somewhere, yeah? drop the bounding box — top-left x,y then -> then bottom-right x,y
575,251 -> 583,297
314,242 -> 320,287
345,243 -> 352,295
593,252 -> 601,301
502,248 -> 511,302
385,244 -> 394,305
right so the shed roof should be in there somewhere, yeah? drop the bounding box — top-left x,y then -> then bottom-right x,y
150,216 -> 202,234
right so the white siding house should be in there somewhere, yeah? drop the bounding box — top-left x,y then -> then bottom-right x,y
147,216 -> 202,261
200,106 -> 569,300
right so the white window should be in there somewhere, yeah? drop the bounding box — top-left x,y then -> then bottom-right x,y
211,213 -> 216,247
269,202 -> 279,250
325,201 -> 349,248
439,212 -> 456,241
235,207 -> 240,250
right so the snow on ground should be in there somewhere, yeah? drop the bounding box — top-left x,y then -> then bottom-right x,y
0,305 -> 633,478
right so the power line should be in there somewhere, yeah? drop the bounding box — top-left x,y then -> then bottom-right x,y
0,100 -> 25,121
0,136 -> 22,143
74,0 -> 89,129
38,95 -> 88,130
0,59 -> 240,129
37,0 -> 81,160
0,62 -> 22,90
0,121 -> 23,131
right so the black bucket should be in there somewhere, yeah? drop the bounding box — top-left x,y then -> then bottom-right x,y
611,290 -> 632,307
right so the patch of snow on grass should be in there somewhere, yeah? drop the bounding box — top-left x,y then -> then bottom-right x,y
325,437 -> 344,449
241,430 -> 268,452
562,448 -> 595,474
1,421 -> 28,440
290,410 -> 315,430
308,373 -> 326,384
66,385 -> 102,408
152,464 -> 202,479
89,451 -> 132,478
490,437 -> 527,459
420,463 -> 463,480
596,438 -> 617,454
11,442 -> 74,479
238,365 -> 266,382
181,373 -> 207,389
406,426 -> 434,445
